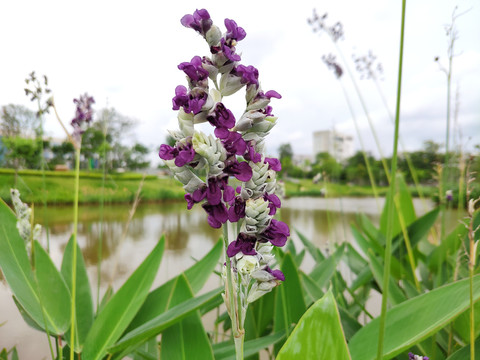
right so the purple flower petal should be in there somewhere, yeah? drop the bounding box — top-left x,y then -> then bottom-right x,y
227,232 -> 257,257
159,144 -> 176,160
265,157 -> 281,171
261,219 -> 289,247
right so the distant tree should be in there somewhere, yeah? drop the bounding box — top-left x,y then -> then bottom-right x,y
312,152 -> 342,181
0,104 -> 40,138
2,137 -> 42,170
50,141 -> 75,167
278,143 -> 293,177
278,143 -> 293,161
344,151 -> 379,185
125,143 -> 150,170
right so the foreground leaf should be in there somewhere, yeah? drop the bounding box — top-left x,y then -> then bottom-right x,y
82,238 -> 165,360
33,240 -> 71,335
276,289 -> 351,360
61,235 -> 94,351
349,275 -> 480,360
108,286 -> 223,353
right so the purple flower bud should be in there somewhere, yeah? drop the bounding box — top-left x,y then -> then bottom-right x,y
235,65 -> 259,86
224,18 -> 246,42
265,266 -> 285,281
159,144 -> 176,160
261,219 -> 289,247
228,196 -> 246,222
178,56 -> 210,86
265,157 -> 281,171
181,9 -> 212,36
227,232 -> 257,257
203,202 -> 229,228
264,193 -> 281,215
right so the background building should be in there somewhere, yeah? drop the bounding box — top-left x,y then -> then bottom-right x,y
313,130 -> 354,162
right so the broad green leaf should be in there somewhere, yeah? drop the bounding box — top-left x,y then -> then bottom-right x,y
82,238 -> 165,360
277,289 -> 351,360
349,275 -> 480,360
301,271 -> 361,341
309,243 -> 345,288
274,252 -> 307,354
213,330 -> 287,360
131,337 -> 158,360
33,240 -> 71,335
392,207 -> 440,256
344,243 -> 368,274
61,235 -> 94,351
160,274 -> 214,360
351,224 -> 383,259
295,228 -> 325,262
128,238 -> 222,331
428,222 -> 467,272
108,286 -> 223,353
366,249 -> 406,306
445,336 -> 480,360
244,289 -> 275,342
0,199 -> 48,330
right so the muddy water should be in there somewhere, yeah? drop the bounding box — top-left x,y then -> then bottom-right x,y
1,197 -> 446,358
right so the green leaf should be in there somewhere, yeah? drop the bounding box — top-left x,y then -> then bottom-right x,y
33,240 -> 71,335
366,249 -> 406,306
213,330 -> 287,360
309,243 -> 345,289
61,235 -> 94,351
128,238 -> 222,331
82,238 -> 165,360
295,228 -> 325,262
131,337 -> 158,360
445,336 -> 480,360
160,274 -> 214,360
108,286 -> 223,353
277,289 -> 351,360
0,199 -> 47,330
349,275 -> 480,360
274,252 -> 307,354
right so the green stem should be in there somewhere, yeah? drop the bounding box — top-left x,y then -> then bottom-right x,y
70,144 -> 81,360
376,1 -> 406,359
222,224 -> 244,359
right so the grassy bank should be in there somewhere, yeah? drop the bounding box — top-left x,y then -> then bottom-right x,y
0,169 -> 436,205
0,168 -> 185,205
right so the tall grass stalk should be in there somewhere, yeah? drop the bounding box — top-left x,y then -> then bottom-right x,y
70,144 -> 81,360
376,0 -> 406,359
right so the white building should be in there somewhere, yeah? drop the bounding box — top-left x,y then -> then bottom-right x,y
313,130 -> 354,162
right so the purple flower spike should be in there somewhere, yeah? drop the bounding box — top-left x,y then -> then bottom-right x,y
181,9 -> 212,35
225,18 -> 246,42
227,232 -> 257,257
261,219 -> 289,247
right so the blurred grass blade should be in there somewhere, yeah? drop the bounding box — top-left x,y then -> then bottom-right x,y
33,240 -> 71,335
277,289 -> 351,360
108,286 -> 223,353
349,275 -> 480,360
82,238 -> 165,360
295,228 -> 325,262
160,274 -> 214,360
61,235 -> 94,351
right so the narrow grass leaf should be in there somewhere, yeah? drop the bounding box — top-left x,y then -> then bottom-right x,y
295,228 -> 325,262
160,274 -> 214,360
445,336 -> 480,360
82,238 -> 165,360
277,289 -> 351,360
349,275 -> 480,360
33,240 -> 71,335
61,235 -> 94,351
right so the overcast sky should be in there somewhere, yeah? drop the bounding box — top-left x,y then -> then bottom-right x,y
1,0 -> 478,165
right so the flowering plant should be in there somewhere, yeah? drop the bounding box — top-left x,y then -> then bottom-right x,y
158,8 -> 289,358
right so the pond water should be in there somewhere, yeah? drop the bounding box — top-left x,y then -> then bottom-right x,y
1,196 -> 454,358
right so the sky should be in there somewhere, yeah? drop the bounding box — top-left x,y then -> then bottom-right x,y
0,0 -> 479,166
